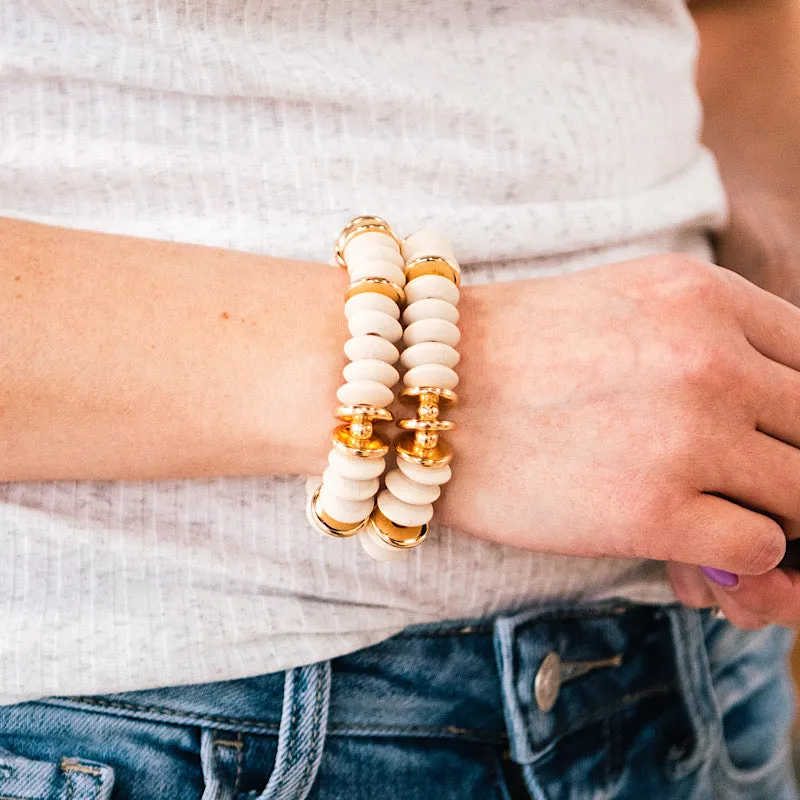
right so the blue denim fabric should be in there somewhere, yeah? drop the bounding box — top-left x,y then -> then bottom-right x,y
0,601 -> 794,799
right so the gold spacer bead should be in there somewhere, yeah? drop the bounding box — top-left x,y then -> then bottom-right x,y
399,386 -> 458,408
397,418 -> 455,433
334,216 -> 401,270
308,485 -> 367,538
334,405 -> 394,424
369,507 -> 428,549
350,418 -> 373,440
332,424 -> 389,458
404,255 -> 461,287
395,430 -> 453,468
418,403 -> 440,421
414,430 -> 439,449
345,277 -> 406,306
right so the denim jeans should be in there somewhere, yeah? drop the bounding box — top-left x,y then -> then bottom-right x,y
0,601 -> 795,799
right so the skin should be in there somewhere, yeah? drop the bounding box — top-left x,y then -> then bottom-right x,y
668,0 -> 800,628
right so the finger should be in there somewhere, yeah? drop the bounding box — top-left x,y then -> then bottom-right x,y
666,562 -> 716,608
754,357 -> 800,450
725,267 -> 800,371
704,567 -> 800,628
711,430 -> 800,521
665,493 -> 785,575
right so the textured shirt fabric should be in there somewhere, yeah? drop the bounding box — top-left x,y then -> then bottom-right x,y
0,0 -> 727,703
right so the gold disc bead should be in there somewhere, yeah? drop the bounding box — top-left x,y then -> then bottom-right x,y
395,429 -> 453,468
403,255 -> 461,287
399,386 -> 458,408
334,405 -> 394,424
307,485 -> 367,538
334,216 -> 401,270
369,507 -> 428,549
345,277 -> 406,306
332,424 -> 390,459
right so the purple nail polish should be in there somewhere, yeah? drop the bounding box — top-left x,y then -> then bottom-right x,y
701,566 -> 739,588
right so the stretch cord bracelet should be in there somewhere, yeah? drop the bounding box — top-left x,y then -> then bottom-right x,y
360,229 -> 461,561
306,216 -> 406,538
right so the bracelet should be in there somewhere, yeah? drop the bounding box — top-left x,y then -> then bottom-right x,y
306,215 -> 406,538
360,230 -> 460,561
307,218 -> 460,561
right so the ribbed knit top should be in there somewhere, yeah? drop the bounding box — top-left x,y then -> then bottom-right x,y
0,0 -> 726,702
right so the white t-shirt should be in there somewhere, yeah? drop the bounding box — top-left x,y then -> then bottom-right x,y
0,0 -> 726,702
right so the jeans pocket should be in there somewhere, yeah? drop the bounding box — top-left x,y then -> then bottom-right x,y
0,745 -> 114,800
704,621 -> 798,799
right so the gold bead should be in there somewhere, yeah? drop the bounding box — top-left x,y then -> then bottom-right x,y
414,430 -> 439,449
369,506 -> 428,549
399,386 -> 458,408
350,419 -> 373,440
418,403 -> 439,421
334,216 -> 401,270
395,430 -> 453,468
398,418 -> 455,433
345,277 -> 405,306
332,424 -> 389,458
404,255 -> 461,287
308,485 -> 367,538
334,405 -> 394,424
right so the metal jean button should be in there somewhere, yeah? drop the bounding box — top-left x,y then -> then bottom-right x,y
534,651 -> 624,712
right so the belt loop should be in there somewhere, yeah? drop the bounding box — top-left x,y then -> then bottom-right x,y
665,606 -> 722,780
258,661 -> 332,800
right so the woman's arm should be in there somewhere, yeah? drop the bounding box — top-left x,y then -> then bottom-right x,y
0,216 -> 347,481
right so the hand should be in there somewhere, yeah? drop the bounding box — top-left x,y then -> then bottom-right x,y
438,253 -> 800,576
665,187 -> 800,629
667,561 -> 800,630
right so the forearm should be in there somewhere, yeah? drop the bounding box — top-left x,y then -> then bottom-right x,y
692,0 -> 800,297
694,0 -> 800,194
0,216 -> 347,481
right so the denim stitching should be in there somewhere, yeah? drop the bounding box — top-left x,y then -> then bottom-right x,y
233,734 -> 243,798
40,696 -> 504,741
275,670 -> 300,797
299,666 -> 324,792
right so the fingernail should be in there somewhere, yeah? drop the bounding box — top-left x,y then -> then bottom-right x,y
701,566 -> 739,588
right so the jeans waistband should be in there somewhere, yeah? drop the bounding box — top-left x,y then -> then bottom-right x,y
40,600 -> 711,750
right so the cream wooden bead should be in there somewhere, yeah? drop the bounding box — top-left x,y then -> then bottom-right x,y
346,244 -> 404,269
359,526 -> 410,562
318,483 -> 374,523
400,341 -> 460,370
322,466 -> 379,502
343,358 -> 399,388
404,318 -> 461,348
336,380 -> 394,408
384,468 -> 441,505
344,292 -> 400,321
344,335 -> 399,364
401,229 -> 455,261
347,310 -> 403,343
403,363 -> 459,390
377,489 -> 434,526
344,231 -> 399,264
404,274 -> 460,306
348,259 -> 406,286
397,458 -> 452,486
402,297 -> 460,326
328,449 -> 386,480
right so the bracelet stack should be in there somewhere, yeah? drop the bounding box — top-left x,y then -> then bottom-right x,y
307,217 -> 461,561
306,216 -> 405,538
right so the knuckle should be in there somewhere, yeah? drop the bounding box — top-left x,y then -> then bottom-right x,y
741,526 -> 785,575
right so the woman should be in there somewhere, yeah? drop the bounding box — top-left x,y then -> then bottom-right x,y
0,0 -> 798,797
